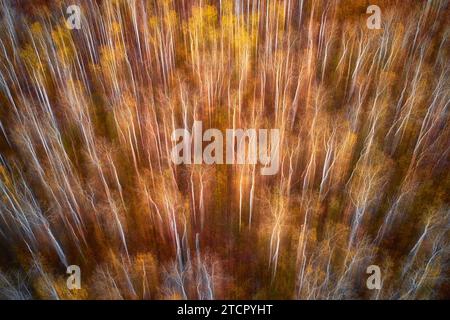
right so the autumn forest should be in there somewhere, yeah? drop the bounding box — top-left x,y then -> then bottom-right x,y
0,0 -> 449,299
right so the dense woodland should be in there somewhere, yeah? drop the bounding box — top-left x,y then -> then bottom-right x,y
0,0 -> 449,299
